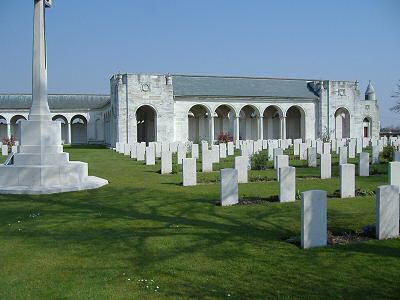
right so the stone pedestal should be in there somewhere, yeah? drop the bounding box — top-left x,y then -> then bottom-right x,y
0,120 -> 107,194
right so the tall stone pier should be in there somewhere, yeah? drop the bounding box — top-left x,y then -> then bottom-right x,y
0,0 -> 108,194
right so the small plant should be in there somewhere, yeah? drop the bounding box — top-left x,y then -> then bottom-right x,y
217,132 -> 233,144
356,189 -> 375,197
382,145 -> 394,161
2,136 -> 16,150
250,151 -> 269,170
295,190 -> 302,200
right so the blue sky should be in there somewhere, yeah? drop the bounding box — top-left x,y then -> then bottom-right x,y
0,0 -> 399,126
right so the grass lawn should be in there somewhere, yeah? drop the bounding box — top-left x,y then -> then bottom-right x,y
0,145 -> 399,299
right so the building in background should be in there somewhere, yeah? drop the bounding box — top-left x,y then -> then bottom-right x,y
0,74 -> 380,145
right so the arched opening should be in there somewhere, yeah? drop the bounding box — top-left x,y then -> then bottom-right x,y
263,106 -> 282,139
136,105 -> 156,143
52,115 -> 68,144
0,116 -> 7,140
335,108 -> 350,139
71,115 -> 87,144
214,105 -> 236,141
363,117 -> 371,138
10,115 -> 27,142
188,104 -> 210,142
239,105 -> 259,140
286,106 -> 305,140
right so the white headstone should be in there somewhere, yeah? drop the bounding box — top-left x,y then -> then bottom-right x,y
279,166 -> 296,202
276,155 -> 289,181
316,141 -> 323,155
320,154 -> 331,179
161,151 -> 172,174
202,150 -> 213,172
307,147 -> 317,167
323,142 -> 331,154
376,185 -> 400,240
227,142 -> 234,156
339,146 -> 348,165
11,145 -> 18,153
394,151 -> 400,162
273,148 -> 284,169
177,144 -> 186,165
136,143 -> 146,161
155,142 -> 162,158
340,164 -> 355,198
389,162 -> 400,189
130,143 -> 137,159
359,152 -> 369,177
1,145 -> 8,156
182,158 -> 197,186
372,146 -> 380,164
348,140 -> 356,159
301,190 -> 328,249
220,168 -> 239,206
124,143 -> 130,156
145,146 -> 155,165
192,144 -> 199,159
211,145 -> 220,163
299,143 -> 307,160
235,156 -> 248,183
219,143 -> 227,159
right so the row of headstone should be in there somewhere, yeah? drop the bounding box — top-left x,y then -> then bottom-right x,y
301,184 -> 400,249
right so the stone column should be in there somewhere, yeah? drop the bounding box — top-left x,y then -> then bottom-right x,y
30,0 -> 51,122
258,116 -> 264,140
234,116 -> 240,141
6,123 -> 11,138
209,115 -> 215,144
281,117 -> 286,140
67,122 -> 72,144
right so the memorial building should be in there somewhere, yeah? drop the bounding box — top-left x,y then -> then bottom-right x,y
0,74 -> 380,146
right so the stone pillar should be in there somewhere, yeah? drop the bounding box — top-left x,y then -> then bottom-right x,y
209,115 -> 215,144
30,0 -> 51,122
258,116 -> 264,140
6,123 -> 11,138
301,190 -> 328,249
67,122 -> 72,144
281,117 -> 286,140
234,116 -> 240,141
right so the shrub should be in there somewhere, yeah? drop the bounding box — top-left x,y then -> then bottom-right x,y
2,136 -> 16,149
382,146 -> 394,161
250,151 -> 269,170
217,132 -> 233,144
